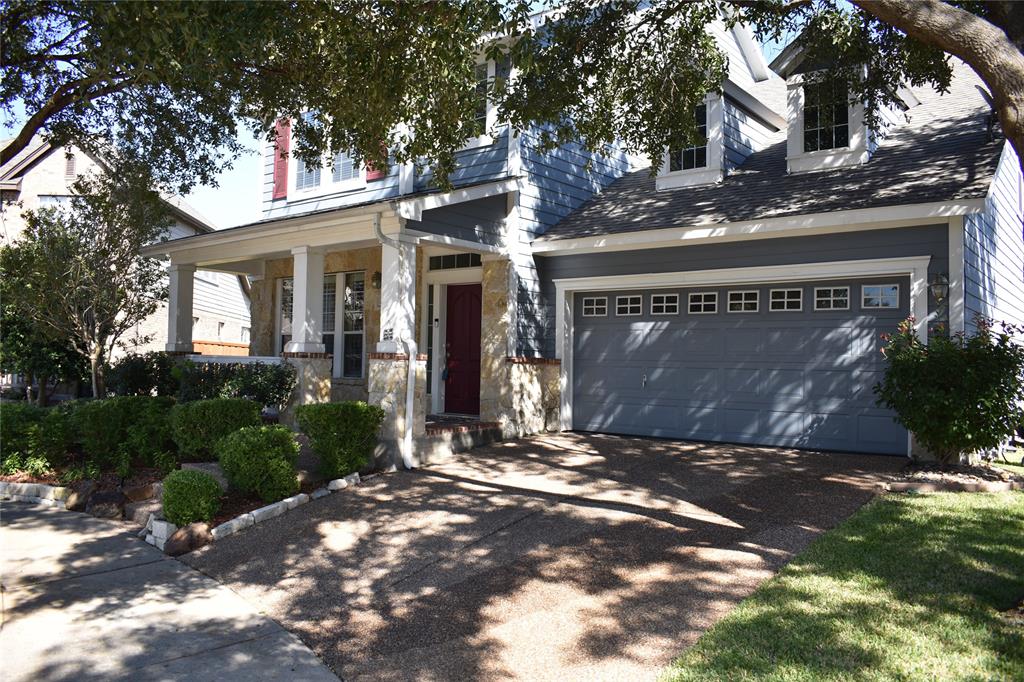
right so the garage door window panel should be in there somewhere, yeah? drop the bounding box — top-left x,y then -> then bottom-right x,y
582,296 -> 607,317
616,295 -> 642,316
861,284 -> 899,309
728,290 -> 759,313
770,288 -> 803,311
688,292 -> 718,314
814,286 -> 850,311
651,293 -> 679,315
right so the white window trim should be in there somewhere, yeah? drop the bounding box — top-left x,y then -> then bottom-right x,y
785,72 -> 869,174
275,272 -> 366,379
461,60 -> 497,150
581,296 -> 608,317
727,289 -> 759,313
687,292 -> 718,315
650,293 -> 680,316
813,286 -> 851,311
553,256 -> 933,459
615,295 -> 642,317
657,93 -> 724,190
768,288 -> 803,312
861,283 -> 901,309
287,124 -> 369,199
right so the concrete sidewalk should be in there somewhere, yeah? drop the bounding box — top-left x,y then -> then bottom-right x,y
0,502 -> 337,682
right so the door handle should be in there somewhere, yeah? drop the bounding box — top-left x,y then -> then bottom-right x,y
642,372 -> 647,389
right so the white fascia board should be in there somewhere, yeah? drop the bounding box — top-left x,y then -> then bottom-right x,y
730,24 -> 771,82
531,199 -> 987,256
723,80 -> 787,131
396,177 -> 522,221
141,204 -> 400,260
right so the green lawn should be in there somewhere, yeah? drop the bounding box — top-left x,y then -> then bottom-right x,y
994,448 -> 1024,477
660,492 -> 1024,682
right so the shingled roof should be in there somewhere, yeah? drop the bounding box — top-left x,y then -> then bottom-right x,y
535,62 -> 1002,243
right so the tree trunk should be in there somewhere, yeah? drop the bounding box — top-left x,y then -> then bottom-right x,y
853,0 -> 1024,175
36,377 -> 49,407
90,348 -> 106,399
24,370 -> 35,403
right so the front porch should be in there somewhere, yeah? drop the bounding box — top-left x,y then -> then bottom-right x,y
143,206 -> 559,468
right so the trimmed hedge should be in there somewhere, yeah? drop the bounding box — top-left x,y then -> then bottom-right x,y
75,396 -> 176,471
162,469 -> 222,526
296,401 -> 385,478
216,425 -> 299,503
0,402 -> 46,461
177,361 -> 296,408
106,351 -> 179,397
170,398 -> 261,461
0,402 -> 73,472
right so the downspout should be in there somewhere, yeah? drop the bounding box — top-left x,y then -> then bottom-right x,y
373,213 -> 418,469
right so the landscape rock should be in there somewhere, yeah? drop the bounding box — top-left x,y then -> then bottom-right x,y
310,488 -> 330,499
65,480 -> 96,512
150,519 -> 178,540
125,499 -> 162,526
85,491 -> 126,519
327,478 -> 348,491
123,483 -> 158,503
282,493 -> 310,509
211,513 -> 254,541
251,501 -> 286,524
145,534 -> 156,546
163,522 -> 212,556
345,472 -> 360,486
180,463 -> 229,491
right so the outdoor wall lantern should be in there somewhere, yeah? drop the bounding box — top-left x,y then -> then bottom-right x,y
371,271 -> 382,289
929,273 -> 949,303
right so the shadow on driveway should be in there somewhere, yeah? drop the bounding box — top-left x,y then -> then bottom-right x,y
183,433 -> 903,681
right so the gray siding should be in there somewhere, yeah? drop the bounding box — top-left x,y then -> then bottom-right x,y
409,195 -> 508,247
515,125 -> 630,356
533,224 -> 949,357
723,96 -> 775,172
965,143 -> 1024,329
414,126 -> 511,193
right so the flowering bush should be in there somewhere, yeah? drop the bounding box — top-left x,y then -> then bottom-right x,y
874,316 -> 1024,464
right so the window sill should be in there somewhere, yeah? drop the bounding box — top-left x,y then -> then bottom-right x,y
459,134 -> 494,151
289,178 -> 368,201
786,147 -> 868,174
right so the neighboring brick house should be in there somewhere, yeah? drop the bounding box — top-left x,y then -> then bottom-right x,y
0,137 -> 252,391
143,22 -> 1023,466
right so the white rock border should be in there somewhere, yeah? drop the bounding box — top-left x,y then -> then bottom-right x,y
206,472 -> 360,542
0,480 -> 70,509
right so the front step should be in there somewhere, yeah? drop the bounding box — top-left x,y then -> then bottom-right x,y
417,420 -> 504,465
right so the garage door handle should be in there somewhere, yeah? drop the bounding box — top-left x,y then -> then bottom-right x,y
642,372 -> 647,388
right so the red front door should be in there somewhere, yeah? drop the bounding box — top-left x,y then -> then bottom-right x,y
444,283 -> 482,414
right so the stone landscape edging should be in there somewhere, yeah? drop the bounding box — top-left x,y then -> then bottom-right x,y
879,479 -> 1024,493
0,480 -> 70,508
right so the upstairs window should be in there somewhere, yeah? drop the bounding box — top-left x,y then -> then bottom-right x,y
332,151 -> 359,184
473,63 -> 490,133
669,104 -> 708,171
295,155 -> 321,190
803,81 -> 849,152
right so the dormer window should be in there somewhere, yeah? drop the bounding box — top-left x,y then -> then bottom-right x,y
657,95 -> 723,190
669,105 -> 708,171
802,81 -> 849,152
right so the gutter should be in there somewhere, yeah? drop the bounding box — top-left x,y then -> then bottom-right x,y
371,212 -> 418,470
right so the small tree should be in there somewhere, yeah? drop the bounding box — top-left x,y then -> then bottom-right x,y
875,316 -> 1024,465
9,164 -> 172,397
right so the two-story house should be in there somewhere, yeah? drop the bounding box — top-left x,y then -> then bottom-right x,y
142,23 -> 1023,466
0,136 -> 253,373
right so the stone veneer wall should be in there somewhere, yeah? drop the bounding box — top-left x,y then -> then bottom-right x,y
479,258 -> 561,437
368,354 -> 427,468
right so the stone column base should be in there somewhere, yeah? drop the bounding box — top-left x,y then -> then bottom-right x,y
280,354 -> 332,427
367,352 -> 427,469
481,357 -> 561,439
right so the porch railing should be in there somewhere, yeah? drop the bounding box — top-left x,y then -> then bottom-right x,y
187,354 -> 283,365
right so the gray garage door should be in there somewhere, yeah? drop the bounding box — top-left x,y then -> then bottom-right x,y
572,277 -> 908,455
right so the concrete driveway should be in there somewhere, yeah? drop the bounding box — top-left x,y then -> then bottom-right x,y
184,433 -> 903,681
0,503 -> 337,682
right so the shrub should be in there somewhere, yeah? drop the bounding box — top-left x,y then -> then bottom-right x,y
216,425 -> 299,502
107,352 -> 180,397
170,398 -> 262,461
0,452 -> 53,477
27,407 -> 74,468
162,469 -> 222,526
875,316 -> 1024,464
75,396 -> 176,471
177,361 -> 296,408
0,402 -> 45,462
296,401 -> 385,478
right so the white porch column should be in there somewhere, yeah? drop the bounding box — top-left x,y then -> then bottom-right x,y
377,236 -> 418,352
285,245 -> 326,354
166,263 -> 195,353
